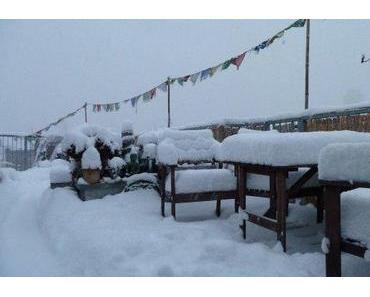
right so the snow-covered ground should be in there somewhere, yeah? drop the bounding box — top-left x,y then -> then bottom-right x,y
1,166 -> 370,276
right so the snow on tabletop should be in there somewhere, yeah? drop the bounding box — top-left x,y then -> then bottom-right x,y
218,131 -> 370,166
319,143 -> 370,183
60,131 -> 89,153
108,157 -> 126,169
341,188 -> 370,248
156,129 -> 220,165
165,169 -> 236,194
81,147 -> 102,170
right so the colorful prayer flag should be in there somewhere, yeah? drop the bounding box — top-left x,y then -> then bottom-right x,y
158,82 -> 168,92
115,103 -> 120,111
190,72 -> 200,85
149,88 -> 156,99
200,68 -> 211,81
221,60 -> 232,71
231,52 -> 246,70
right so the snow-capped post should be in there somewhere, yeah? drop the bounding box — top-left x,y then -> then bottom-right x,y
167,77 -> 171,128
305,19 -> 310,110
84,102 -> 88,123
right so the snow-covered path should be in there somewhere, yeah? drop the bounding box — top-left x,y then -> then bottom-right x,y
0,166 -> 369,276
0,168 -> 65,276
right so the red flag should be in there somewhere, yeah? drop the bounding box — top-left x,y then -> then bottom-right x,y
149,88 -> 156,99
232,52 -> 246,70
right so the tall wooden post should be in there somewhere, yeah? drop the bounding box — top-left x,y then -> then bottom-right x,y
84,102 -> 88,123
305,19 -> 310,110
167,77 -> 171,128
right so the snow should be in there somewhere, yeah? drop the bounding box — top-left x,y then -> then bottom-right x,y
218,131 -> 370,166
142,143 -> 157,159
321,237 -> 330,254
319,143 -> 370,183
165,169 -> 237,194
60,125 -> 121,154
121,120 -> 133,134
108,157 -> 126,169
157,129 -> 220,165
238,128 -> 279,134
2,166 -> 370,276
341,188 -> 370,247
81,147 -> 102,169
124,173 -> 158,185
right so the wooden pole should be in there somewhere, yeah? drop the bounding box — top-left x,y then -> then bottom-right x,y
305,19 -> 310,110
84,102 -> 88,123
167,77 -> 171,127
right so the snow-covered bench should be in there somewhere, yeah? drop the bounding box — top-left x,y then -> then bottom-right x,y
156,129 -> 237,218
218,130 -> 370,251
319,143 -> 370,276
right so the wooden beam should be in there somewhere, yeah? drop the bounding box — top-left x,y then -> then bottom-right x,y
324,185 -> 342,277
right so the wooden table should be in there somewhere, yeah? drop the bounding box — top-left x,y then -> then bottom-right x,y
230,162 -> 322,252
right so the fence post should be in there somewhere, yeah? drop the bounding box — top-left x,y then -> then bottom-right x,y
23,136 -> 28,171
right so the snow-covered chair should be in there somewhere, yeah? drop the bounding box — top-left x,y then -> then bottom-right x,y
319,143 -> 370,276
156,129 -> 237,218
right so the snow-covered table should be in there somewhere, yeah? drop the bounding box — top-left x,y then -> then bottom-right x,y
156,129 -> 237,218
218,131 -> 370,252
319,143 -> 370,276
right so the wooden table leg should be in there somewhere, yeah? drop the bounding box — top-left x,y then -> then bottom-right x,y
235,165 -> 240,212
264,172 -> 277,219
325,185 -> 342,277
239,166 -> 246,210
276,169 -> 287,252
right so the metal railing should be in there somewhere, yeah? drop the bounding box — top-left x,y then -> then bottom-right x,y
0,134 -> 39,171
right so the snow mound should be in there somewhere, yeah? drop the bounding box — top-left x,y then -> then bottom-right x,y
218,131 -> 370,166
108,157 -> 126,169
50,159 -> 72,184
341,188 -> 370,247
319,143 -> 370,183
81,147 -> 102,169
142,143 -> 157,159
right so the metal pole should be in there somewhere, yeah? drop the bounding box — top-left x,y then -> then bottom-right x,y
167,77 -> 171,128
305,19 -> 310,110
84,102 -> 88,123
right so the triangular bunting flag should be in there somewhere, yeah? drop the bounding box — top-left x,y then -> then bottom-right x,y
209,65 -> 221,77
231,52 -> 246,70
149,88 -> 156,99
190,72 -> 200,85
143,91 -> 151,103
158,82 -> 168,92
221,59 -> 232,71
131,96 -> 139,108
115,103 -> 120,111
200,68 -> 211,81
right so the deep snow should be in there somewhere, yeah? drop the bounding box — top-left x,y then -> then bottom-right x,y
1,166 -> 370,276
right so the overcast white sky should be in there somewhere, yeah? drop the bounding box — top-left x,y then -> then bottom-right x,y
0,19 -> 369,134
